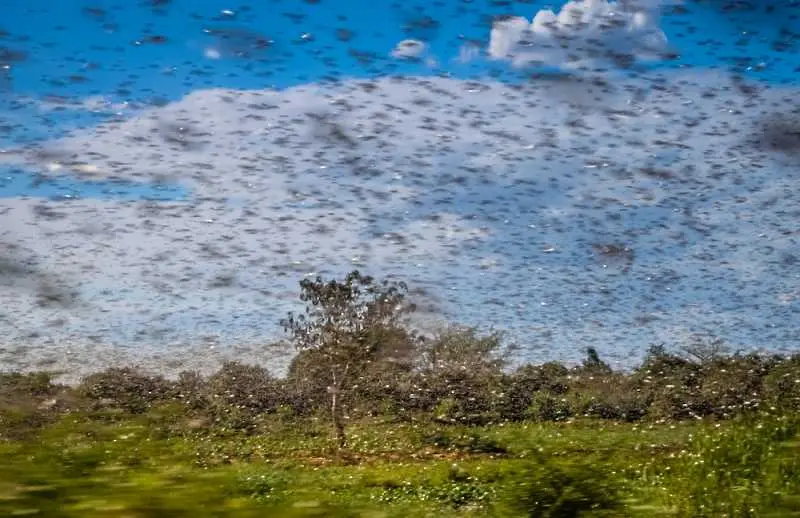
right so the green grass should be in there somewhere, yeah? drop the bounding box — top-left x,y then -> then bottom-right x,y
2,409 -> 799,517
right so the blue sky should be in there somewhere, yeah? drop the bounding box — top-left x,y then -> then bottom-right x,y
0,0 -> 798,377
1,0 -> 796,197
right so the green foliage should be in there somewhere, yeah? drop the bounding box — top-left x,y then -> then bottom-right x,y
405,325 -> 508,423
2,407 -> 799,517
421,429 -> 509,455
566,373 -> 648,422
761,356 -> 800,411
0,370 -> 61,396
498,455 -> 623,517
669,414 -> 800,517
527,391 -> 573,422
371,466 -> 496,509
499,363 -> 569,421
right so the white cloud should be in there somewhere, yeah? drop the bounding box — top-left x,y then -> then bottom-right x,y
488,0 -> 674,70
390,39 -> 427,59
455,43 -> 481,64
204,47 -> 222,60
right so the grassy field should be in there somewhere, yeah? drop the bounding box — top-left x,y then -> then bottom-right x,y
2,396 -> 799,517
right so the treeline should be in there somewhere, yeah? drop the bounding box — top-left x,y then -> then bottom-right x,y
2,336 -> 799,437
1,271 -> 799,442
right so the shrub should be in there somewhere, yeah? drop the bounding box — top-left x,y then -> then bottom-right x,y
408,326 -> 509,423
417,325 -> 507,374
0,371 -> 62,397
499,456 -> 624,517
421,429 -> 508,455
411,368 -> 504,424
172,370 -> 209,411
566,373 -> 648,422
500,363 -> 569,421
204,361 -> 282,430
77,367 -> 174,414
694,354 -> 775,418
284,348 -> 330,415
633,345 -> 759,421
205,361 -> 280,413
762,355 -> 800,412
0,371 -> 78,439
526,392 -> 573,422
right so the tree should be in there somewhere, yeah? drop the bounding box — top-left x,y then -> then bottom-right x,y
418,324 -> 507,374
413,324 -> 510,423
681,334 -> 732,363
280,270 -> 415,447
582,346 -> 611,373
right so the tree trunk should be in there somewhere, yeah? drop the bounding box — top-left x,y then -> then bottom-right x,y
329,363 -> 349,448
330,389 -> 347,448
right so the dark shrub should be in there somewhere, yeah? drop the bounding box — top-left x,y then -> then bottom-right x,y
633,345 -> 704,420
0,371 -> 61,397
411,368 -> 504,424
580,347 -> 612,374
695,354 -> 775,418
0,371 -> 70,439
417,325 -> 506,374
422,430 -> 509,455
348,362 -> 417,418
78,367 -> 174,414
635,346 -> 779,421
204,361 -> 281,429
284,348 -> 330,415
762,355 -> 800,412
500,363 -> 569,421
567,373 -> 648,422
408,325 -> 509,423
173,370 -> 208,411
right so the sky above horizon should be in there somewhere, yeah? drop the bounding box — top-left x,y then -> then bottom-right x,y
0,0 -> 798,378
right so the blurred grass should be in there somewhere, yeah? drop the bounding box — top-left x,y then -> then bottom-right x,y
2,408 -> 799,517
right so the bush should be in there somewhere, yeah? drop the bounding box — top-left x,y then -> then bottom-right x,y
760,355 -> 800,412
633,347 -> 779,421
566,373 -> 648,422
173,370 -> 209,411
500,363 -> 569,421
499,456 -> 624,517
693,354 -> 775,418
526,392 -> 573,422
0,371 -> 77,439
0,371 -> 62,397
77,367 -> 175,414
204,361 -> 282,430
283,348 -> 330,415
411,368 -> 504,424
